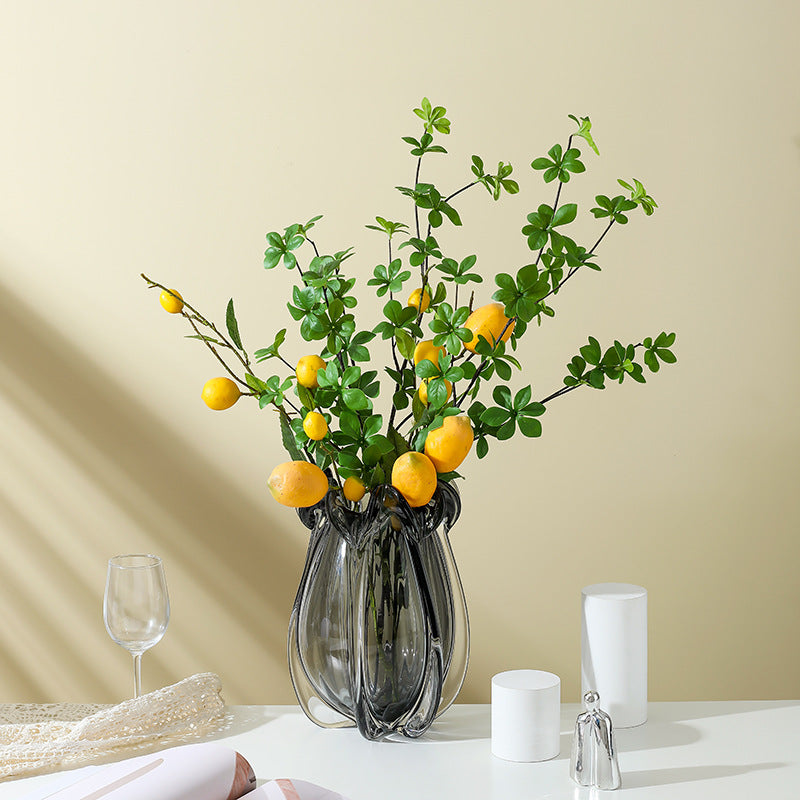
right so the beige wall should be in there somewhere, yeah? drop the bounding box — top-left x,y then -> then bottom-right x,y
0,1 -> 797,705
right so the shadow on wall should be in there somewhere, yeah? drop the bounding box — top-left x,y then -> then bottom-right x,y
0,277 -> 307,702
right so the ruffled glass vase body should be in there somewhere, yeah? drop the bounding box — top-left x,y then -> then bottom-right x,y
288,482 -> 469,740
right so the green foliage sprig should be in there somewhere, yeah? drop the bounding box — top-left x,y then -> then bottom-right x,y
144,99 -> 676,501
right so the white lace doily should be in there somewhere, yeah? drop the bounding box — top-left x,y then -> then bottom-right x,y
0,672 -> 227,780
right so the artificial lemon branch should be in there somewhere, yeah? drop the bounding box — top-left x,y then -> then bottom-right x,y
143,274 -> 310,418
145,100 -> 676,510
142,275 -> 254,389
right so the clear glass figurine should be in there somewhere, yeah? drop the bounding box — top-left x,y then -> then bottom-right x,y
570,690 -> 622,790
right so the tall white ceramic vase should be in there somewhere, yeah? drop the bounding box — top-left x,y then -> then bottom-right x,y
581,583 -> 647,728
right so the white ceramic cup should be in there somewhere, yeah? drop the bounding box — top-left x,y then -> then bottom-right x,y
491,669 -> 561,762
581,582 -> 648,728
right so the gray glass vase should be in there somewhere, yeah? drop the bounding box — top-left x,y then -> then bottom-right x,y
288,481 -> 469,740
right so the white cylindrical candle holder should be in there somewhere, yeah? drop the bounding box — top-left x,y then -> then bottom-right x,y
581,582 -> 647,728
491,670 -> 561,762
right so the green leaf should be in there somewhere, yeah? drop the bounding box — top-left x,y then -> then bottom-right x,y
297,384 -> 315,411
580,337 -> 602,365
521,401 -> 546,417
185,334 -> 226,346
363,414 -> 383,438
496,418 -> 516,440
388,425 -> 411,457
342,388 -> 370,411
383,299 -> 403,325
225,299 -> 243,350
254,328 -> 287,363
245,373 -> 270,394
300,313 -> 328,342
552,204 -> 577,227
656,348 -> 677,363
338,410 -> 360,439
518,416 -> 542,437
341,365 -> 362,387
263,249 -> 281,269
492,385 -> 513,409
618,177 -> 658,216
495,359 -> 512,381
392,389 -> 408,411
588,368 -> 606,389
412,391 -> 426,423
279,409 -> 304,461
337,450 -> 362,471
416,358 -> 440,379
495,272 -> 515,292
568,114 -> 599,155
513,385 -> 532,411
395,330 -> 416,361
316,361 -> 339,388
481,407 -> 511,427
352,331 -> 376,346
436,471 -> 463,483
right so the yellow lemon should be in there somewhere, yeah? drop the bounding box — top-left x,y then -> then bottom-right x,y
464,303 -> 515,353
418,378 -> 452,405
408,287 -> 431,313
268,461 -> 329,507
413,340 -> 445,366
391,451 -> 437,508
201,377 -> 240,410
159,289 -> 184,314
303,411 -> 328,441
296,355 -> 326,389
424,415 -> 474,473
343,476 -> 366,503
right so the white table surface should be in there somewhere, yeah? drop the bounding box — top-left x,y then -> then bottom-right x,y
2,702 -> 799,799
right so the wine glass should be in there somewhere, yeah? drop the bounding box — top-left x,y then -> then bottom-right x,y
103,554 -> 170,698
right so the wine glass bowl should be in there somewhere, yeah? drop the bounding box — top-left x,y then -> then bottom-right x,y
104,554 -> 170,697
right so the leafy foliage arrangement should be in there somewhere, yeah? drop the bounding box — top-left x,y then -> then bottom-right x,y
144,99 -> 675,507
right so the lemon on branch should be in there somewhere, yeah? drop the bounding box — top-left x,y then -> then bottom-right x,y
424,416 -> 474,473
391,451 -> 437,508
201,377 -> 240,410
303,411 -> 328,441
159,289 -> 184,314
296,355 -> 326,389
408,287 -> 431,313
464,303 -> 514,353
413,340 -> 445,366
343,476 -> 366,503
268,461 -> 329,507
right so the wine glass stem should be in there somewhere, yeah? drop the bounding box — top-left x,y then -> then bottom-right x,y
132,652 -> 143,698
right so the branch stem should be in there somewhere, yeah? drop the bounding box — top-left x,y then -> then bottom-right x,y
142,274 -> 253,373
453,317 -> 516,408
413,157 -> 422,238
183,313 -> 251,390
444,180 -> 478,204
539,384 -> 580,404
546,218 -> 615,298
